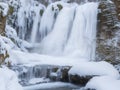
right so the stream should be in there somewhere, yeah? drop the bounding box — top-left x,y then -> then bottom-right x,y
23,82 -> 80,90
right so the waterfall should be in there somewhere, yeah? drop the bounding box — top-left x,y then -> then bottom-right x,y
38,2 -> 98,61
39,1 -> 69,41
39,5 -> 76,55
30,5 -> 43,44
64,2 -> 98,61
17,0 -> 45,42
16,1 -> 98,61
8,1 -> 99,88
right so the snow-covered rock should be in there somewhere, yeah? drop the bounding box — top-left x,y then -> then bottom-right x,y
5,25 -> 33,52
0,2 -> 9,16
69,61 -> 119,79
84,76 -> 120,90
0,67 -> 23,90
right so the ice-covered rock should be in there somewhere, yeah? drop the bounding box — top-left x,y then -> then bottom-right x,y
68,61 -> 119,85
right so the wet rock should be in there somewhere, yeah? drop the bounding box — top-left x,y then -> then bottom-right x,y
60,66 -> 71,82
69,75 -> 94,86
48,66 -> 71,82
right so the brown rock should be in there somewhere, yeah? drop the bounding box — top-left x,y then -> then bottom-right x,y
0,14 -> 6,36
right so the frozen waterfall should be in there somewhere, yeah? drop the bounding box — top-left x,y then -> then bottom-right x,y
17,0 -> 45,42
16,1 -> 98,61
64,2 -> 98,60
39,2 -> 69,40
39,2 -> 98,61
39,5 -> 76,55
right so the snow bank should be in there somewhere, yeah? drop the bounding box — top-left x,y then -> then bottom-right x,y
69,61 -> 119,79
0,67 -> 23,90
0,2 -> 9,16
84,76 -> 120,90
5,25 -> 33,51
5,25 -> 18,40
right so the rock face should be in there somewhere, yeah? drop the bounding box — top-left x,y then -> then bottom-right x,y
113,0 -> 120,20
0,3 -> 8,36
69,75 -> 94,86
96,1 -> 120,65
0,12 -> 6,35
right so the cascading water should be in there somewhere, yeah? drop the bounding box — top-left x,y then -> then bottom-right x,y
30,4 -> 44,44
16,1 -> 98,60
64,2 -> 98,61
39,5 -> 76,55
39,2 -> 69,41
38,2 -> 98,61
11,1 -> 99,89
17,0 -> 45,42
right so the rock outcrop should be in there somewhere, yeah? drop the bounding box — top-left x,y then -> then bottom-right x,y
113,0 -> 120,20
0,3 -> 8,35
96,1 -> 120,65
0,11 -> 6,36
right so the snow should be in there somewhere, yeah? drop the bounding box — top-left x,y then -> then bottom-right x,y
8,50 -> 88,65
0,2 -> 9,16
84,76 -> 120,90
8,50 -> 119,80
0,67 -> 23,90
0,35 -> 19,56
5,25 -> 18,40
5,25 -> 33,52
1,1 -> 120,90
69,61 -> 119,79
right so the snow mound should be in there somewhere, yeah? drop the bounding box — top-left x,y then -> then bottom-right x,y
0,2 -> 9,16
5,25 -> 18,40
5,25 -> 33,51
69,61 -> 119,79
0,67 -> 23,90
85,76 -> 120,90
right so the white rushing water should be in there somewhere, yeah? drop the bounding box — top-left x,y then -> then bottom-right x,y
30,5 -> 43,44
16,1 -> 98,61
39,2 -> 98,61
40,5 -> 76,55
64,2 -> 98,60
39,2 -> 69,40
8,1 -> 99,89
